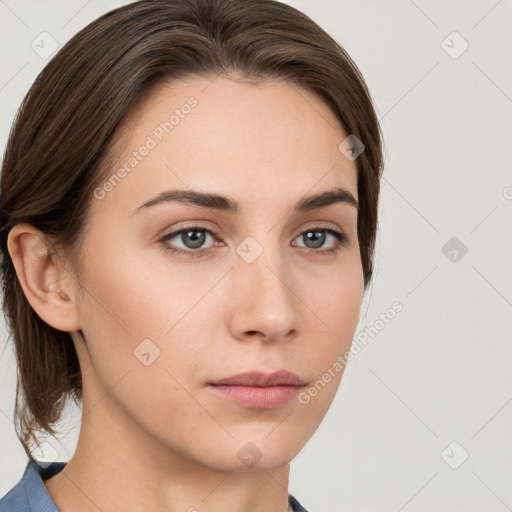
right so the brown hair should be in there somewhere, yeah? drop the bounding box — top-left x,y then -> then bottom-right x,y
0,0 -> 383,460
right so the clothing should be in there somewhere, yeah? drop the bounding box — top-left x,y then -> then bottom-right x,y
0,459 -> 65,512
0,458 -> 309,512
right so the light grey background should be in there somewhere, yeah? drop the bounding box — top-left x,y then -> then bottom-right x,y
1,1 -> 511,511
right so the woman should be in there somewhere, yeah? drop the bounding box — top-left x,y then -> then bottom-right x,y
0,0 -> 383,510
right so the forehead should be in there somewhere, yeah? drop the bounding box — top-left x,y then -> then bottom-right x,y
92,75 -> 358,217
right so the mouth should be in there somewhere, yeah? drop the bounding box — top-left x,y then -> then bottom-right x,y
207,370 -> 307,409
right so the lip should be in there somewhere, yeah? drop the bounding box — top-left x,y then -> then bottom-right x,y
209,370 -> 306,387
207,370 -> 307,409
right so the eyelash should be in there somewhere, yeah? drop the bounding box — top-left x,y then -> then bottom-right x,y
159,223 -> 349,257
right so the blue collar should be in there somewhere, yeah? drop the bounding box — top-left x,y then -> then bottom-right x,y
0,458 -> 65,511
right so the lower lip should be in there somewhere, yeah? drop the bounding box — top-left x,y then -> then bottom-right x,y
207,384 -> 303,409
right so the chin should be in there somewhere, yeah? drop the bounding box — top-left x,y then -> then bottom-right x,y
190,434 -> 303,473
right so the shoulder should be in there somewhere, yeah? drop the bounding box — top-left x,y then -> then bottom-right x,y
289,493 -> 311,512
0,458 -> 66,512
0,459 -> 32,512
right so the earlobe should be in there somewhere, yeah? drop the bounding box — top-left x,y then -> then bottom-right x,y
7,223 -> 81,332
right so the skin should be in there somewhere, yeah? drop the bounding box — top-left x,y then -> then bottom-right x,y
8,75 -> 364,512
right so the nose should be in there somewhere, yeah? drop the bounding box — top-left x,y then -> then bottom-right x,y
227,241 -> 300,343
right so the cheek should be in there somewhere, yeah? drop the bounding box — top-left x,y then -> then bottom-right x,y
273,258 -> 363,416
75,248 -> 218,440
292,272 -> 362,423
77,240 -> 228,386
299,256 -> 364,352
80,233 -> 207,336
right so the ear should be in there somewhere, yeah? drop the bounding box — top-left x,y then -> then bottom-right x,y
7,223 -> 82,332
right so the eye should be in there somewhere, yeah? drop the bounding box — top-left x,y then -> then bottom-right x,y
292,228 -> 349,255
160,225 -> 219,255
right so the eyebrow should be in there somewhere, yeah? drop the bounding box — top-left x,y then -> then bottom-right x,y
131,186 -> 359,216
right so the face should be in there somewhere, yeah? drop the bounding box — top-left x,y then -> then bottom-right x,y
69,75 -> 364,471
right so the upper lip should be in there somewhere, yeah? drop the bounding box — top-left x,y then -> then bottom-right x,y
210,370 -> 306,387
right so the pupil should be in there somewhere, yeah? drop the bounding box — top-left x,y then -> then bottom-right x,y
183,230 -> 205,249
305,231 -> 325,249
